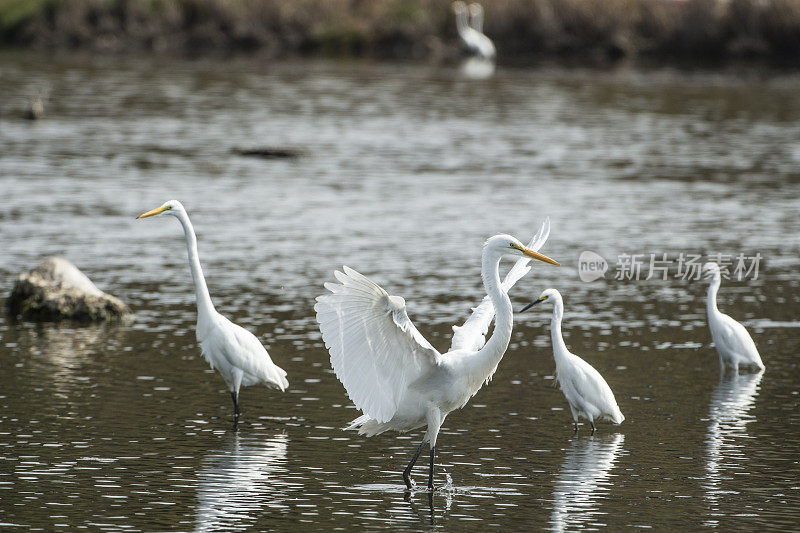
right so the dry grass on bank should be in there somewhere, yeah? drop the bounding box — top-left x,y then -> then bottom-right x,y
1,0 -> 800,64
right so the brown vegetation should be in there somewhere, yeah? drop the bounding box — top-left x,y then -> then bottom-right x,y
1,0 -> 800,64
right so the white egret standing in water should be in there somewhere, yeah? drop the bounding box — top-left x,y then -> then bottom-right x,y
522,289 -> 624,433
700,262 -> 764,372
452,1 -> 496,60
137,200 -> 288,422
315,223 -> 558,490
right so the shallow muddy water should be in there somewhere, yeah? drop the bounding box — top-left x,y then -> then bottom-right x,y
1,53 -> 799,530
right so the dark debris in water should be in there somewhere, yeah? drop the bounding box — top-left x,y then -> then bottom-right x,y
232,147 -> 304,160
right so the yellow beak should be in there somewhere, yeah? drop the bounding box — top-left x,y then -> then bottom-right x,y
522,247 -> 559,266
136,206 -> 170,219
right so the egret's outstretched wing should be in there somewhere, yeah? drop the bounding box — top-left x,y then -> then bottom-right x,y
450,218 -> 551,353
315,266 -> 441,424
202,317 -> 289,390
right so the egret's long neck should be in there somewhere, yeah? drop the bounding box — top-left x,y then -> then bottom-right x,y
455,8 -> 469,36
549,297 -> 570,367
175,210 -> 216,329
707,275 -> 721,318
472,10 -> 483,33
469,249 -> 513,379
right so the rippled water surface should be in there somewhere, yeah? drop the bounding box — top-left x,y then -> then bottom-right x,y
1,53 -> 799,530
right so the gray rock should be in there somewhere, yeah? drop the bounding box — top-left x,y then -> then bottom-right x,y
6,257 -> 131,322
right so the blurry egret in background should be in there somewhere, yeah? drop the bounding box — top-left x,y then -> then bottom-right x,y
315,221 -> 557,490
137,200 -> 288,423
468,3 -> 484,33
522,289 -> 624,433
700,262 -> 764,372
452,1 -> 496,60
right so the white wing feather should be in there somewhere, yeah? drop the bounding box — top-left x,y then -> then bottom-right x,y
201,316 -> 289,390
315,266 -> 441,424
714,314 -> 764,368
450,218 -> 551,352
562,356 -> 624,424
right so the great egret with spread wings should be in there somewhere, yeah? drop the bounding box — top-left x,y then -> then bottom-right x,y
452,1 -> 496,60
700,262 -> 764,372
521,288 -> 624,433
137,200 -> 288,423
315,220 -> 557,490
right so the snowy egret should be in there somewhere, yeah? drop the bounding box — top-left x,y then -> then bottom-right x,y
137,200 -> 288,422
315,223 -> 558,490
521,289 -> 624,433
700,262 -> 765,372
452,1 -> 496,60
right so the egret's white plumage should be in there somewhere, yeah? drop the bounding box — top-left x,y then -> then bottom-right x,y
701,262 -> 764,372
452,1 -> 496,60
315,222 -> 558,489
522,289 -> 624,432
137,200 -> 288,421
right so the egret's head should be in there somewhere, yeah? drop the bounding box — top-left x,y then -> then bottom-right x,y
700,262 -> 722,281
452,1 -> 467,15
520,288 -> 561,312
468,3 -> 483,18
136,200 -> 184,220
484,234 -> 559,265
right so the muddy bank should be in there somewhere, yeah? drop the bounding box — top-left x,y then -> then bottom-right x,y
2,0 -> 800,64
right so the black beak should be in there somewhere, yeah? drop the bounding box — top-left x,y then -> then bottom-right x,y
520,298 -> 545,313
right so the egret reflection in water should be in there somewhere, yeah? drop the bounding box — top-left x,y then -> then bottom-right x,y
703,371 -> 763,525
196,432 -> 289,531
460,57 -> 495,80
550,433 -> 625,531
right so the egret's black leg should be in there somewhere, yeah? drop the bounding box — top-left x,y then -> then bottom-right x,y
573,422 -> 579,433
590,421 -> 596,435
231,391 -> 241,418
428,446 -> 436,490
230,392 -> 241,431
403,439 -> 426,490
